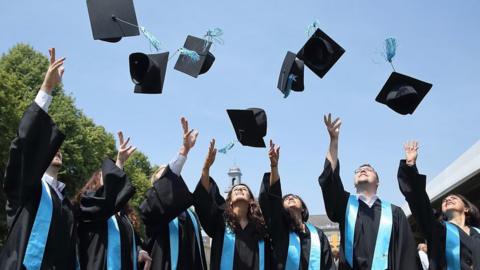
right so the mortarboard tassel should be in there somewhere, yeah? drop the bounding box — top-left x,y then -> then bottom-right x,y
218,141 -> 235,154
112,17 -> 163,52
305,19 -> 321,37
140,27 -> 162,52
384,38 -> 397,71
282,74 -> 298,98
178,48 -> 200,62
204,28 -> 224,51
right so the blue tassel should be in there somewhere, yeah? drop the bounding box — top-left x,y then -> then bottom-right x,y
305,19 -> 321,37
204,28 -> 224,44
218,142 -> 235,154
179,48 -> 200,62
140,27 -> 162,52
282,74 -> 297,98
384,38 -> 397,63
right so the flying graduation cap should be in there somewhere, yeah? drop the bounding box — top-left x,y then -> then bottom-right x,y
277,51 -> 305,98
375,38 -> 432,115
86,0 -> 140,42
297,21 -> 345,79
227,108 -> 267,148
129,52 -> 169,94
174,28 -> 223,78
277,21 -> 344,98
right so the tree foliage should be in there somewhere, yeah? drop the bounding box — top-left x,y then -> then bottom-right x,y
0,44 -> 154,247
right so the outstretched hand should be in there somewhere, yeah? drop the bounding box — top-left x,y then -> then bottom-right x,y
404,141 -> 419,166
41,48 -> 65,94
116,131 -> 136,169
269,140 -> 280,167
203,139 -> 217,171
180,117 -> 199,156
324,113 -> 341,140
138,250 -> 152,270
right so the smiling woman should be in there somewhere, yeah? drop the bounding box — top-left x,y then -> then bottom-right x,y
398,141 -> 480,270
193,139 -> 270,270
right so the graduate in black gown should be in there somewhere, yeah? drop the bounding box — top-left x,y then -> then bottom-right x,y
0,48 -> 78,270
398,140 -> 480,270
139,117 -> 207,270
193,139 -> 270,270
318,114 -> 418,270
259,140 -> 335,270
75,132 -> 152,270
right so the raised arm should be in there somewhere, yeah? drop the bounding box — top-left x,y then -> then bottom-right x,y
193,139 -> 224,237
139,117 -> 198,224
259,140 -> 286,240
397,141 -> 436,240
268,140 -> 280,187
200,139 -> 216,192
78,132 -> 136,222
318,113 -> 348,223
3,48 -> 66,205
324,113 -> 341,170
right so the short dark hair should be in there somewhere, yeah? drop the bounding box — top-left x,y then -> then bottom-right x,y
356,163 -> 379,181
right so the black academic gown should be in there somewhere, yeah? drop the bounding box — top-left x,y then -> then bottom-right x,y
76,158 -> 140,270
397,160 -> 480,270
318,159 -> 418,270
259,173 -> 335,270
0,102 -> 77,270
139,166 -> 207,270
193,177 -> 270,270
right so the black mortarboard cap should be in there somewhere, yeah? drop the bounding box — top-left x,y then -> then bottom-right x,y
174,35 -> 215,78
296,28 -> 345,78
86,0 -> 140,42
129,52 -> 169,94
227,108 -> 267,148
277,51 -> 304,93
376,72 -> 432,115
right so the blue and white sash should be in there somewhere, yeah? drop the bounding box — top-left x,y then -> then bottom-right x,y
168,209 -> 204,270
285,223 -> 322,270
445,222 -> 480,270
23,178 -> 54,270
345,195 -> 392,270
107,215 -> 138,270
220,225 -> 265,270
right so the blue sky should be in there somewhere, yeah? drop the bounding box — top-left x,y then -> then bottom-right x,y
1,0 -> 479,215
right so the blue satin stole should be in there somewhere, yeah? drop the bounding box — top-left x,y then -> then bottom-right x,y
23,177 -> 54,270
445,222 -> 480,270
344,195 -> 393,270
168,209 -> 204,270
220,225 -> 265,270
107,215 -> 138,270
285,222 -> 322,270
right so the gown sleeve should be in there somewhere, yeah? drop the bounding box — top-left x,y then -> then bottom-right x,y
139,165 -> 194,225
3,102 -> 65,208
258,173 -> 287,243
77,158 -> 135,222
317,159 -> 349,223
192,177 -> 225,238
397,159 -> 437,243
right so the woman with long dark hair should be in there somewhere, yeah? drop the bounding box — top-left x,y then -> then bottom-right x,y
398,141 -> 480,270
139,117 -> 207,270
75,132 -> 152,270
193,139 -> 270,270
259,140 -> 335,270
